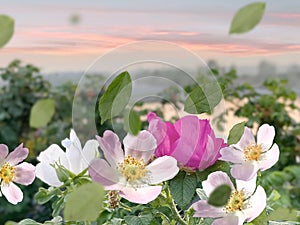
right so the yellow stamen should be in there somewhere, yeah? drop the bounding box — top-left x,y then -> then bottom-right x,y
225,190 -> 245,213
118,156 -> 147,182
0,162 -> 16,183
244,144 -> 262,161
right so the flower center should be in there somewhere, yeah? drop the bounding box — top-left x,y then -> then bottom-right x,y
225,190 -> 245,213
118,156 -> 147,182
244,144 -> 262,161
0,162 -> 16,183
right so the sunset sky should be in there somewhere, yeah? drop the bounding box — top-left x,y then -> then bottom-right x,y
0,0 -> 299,74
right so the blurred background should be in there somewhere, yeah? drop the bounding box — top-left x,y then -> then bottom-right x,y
0,0 -> 299,223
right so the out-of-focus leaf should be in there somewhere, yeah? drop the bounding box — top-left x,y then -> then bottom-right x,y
29,98 -> 55,128
207,184 -> 231,207
268,208 -> 299,222
229,2 -> 266,34
64,182 -> 105,221
0,15 -> 14,48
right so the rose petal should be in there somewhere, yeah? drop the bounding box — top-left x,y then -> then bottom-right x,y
257,124 -> 275,150
192,200 -> 226,218
81,140 -> 99,169
1,182 -> 23,205
146,156 -> 179,184
62,129 -> 82,150
147,112 -> 167,147
89,158 -> 119,186
212,214 -> 244,225
202,171 -> 234,196
258,143 -> 280,171
171,116 -> 201,165
14,162 -> 35,185
236,174 -> 257,197
37,144 -> 70,170
0,144 -> 9,162
35,163 -> 63,187
6,144 -> 29,166
243,186 -> 266,222
231,162 -> 258,181
120,185 -> 162,204
232,127 -> 255,151
96,130 -> 124,168
123,130 -> 157,163
65,142 -> 82,175
219,147 -> 244,164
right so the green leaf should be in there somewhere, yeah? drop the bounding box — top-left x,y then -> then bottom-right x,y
207,184 -> 231,207
248,208 -> 268,225
170,171 -> 197,209
0,15 -> 14,48
229,2 -> 266,34
124,109 -> 141,135
34,187 -> 61,205
184,81 -> 222,114
196,188 -> 208,200
269,207 -> 299,222
29,98 -> 55,128
227,121 -> 245,145
64,182 -> 105,222
99,71 -> 132,124
124,214 -> 153,225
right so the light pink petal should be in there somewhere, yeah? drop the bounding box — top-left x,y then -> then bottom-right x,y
147,112 -> 167,146
198,135 -> 222,170
0,144 -> 9,162
171,116 -> 201,165
236,174 -> 257,196
244,186 -> 266,222
1,182 -> 23,205
155,121 -> 179,157
120,185 -> 162,204
258,143 -> 280,171
123,130 -> 157,163
37,144 -> 70,169
257,124 -> 275,150
232,127 -> 255,151
81,140 -> 99,169
35,162 -> 62,187
231,162 -> 258,181
146,156 -> 179,184
89,158 -> 119,187
212,215 -> 244,225
219,147 -> 244,164
202,171 -> 234,196
14,162 -> 35,185
6,144 -> 28,166
96,130 -> 124,168
192,200 -> 226,218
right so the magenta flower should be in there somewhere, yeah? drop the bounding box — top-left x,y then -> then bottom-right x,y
89,130 -> 179,204
219,124 -> 280,181
147,112 -> 226,170
192,171 -> 266,225
0,144 -> 35,204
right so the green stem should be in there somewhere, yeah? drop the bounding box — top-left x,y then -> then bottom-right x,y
166,187 -> 188,225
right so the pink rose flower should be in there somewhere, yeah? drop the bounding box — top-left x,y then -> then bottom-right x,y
89,130 -> 179,204
0,144 -> 35,204
147,112 -> 226,170
192,171 -> 266,225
